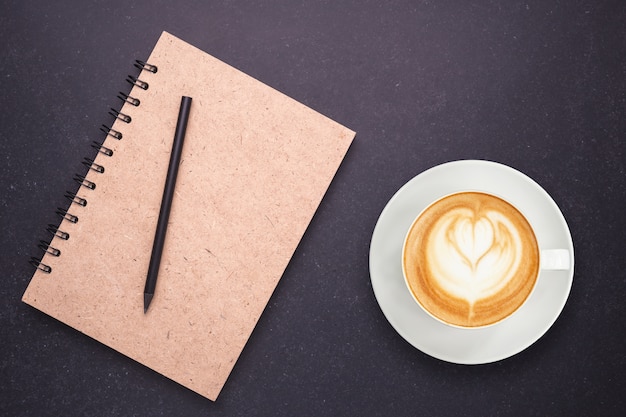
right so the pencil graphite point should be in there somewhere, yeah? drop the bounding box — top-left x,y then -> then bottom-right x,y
144,293 -> 153,313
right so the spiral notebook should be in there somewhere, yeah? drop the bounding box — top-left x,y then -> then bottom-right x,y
22,31 -> 355,400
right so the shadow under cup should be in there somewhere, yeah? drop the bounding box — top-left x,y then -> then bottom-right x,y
401,191 -> 570,329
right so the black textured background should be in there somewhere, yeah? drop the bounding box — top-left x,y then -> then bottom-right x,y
1,1 -> 625,416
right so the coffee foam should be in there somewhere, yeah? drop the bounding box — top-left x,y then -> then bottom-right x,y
428,208 -> 522,303
403,192 -> 539,327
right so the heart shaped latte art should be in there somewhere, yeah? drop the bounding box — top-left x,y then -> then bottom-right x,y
426,208 -> 522,304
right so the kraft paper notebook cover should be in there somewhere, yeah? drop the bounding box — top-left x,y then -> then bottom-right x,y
23,31 -> 355,400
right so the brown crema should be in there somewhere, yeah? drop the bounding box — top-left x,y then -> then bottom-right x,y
403,192 -> 540,327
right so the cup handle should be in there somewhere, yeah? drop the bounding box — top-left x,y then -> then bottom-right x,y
541,249 -> 571,270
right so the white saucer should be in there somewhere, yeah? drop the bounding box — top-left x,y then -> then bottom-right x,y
369,160 -> 574,364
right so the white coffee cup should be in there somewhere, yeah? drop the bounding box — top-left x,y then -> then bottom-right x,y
402,191 -> 571,329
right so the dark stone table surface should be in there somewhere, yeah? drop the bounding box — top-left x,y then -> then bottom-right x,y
1,1 -> 624,416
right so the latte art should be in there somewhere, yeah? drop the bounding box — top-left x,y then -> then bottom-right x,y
429,209 -> 521,303
403,192 -> 539,327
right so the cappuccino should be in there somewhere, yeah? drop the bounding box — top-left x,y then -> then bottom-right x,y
402,192 -> 539,328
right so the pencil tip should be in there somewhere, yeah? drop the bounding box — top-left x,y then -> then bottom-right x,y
144,293 -> 153,314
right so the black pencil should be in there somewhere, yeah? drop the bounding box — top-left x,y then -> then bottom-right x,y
144,96 -> 192,313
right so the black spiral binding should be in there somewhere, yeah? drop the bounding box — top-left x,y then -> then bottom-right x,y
29,60 -> 158,274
